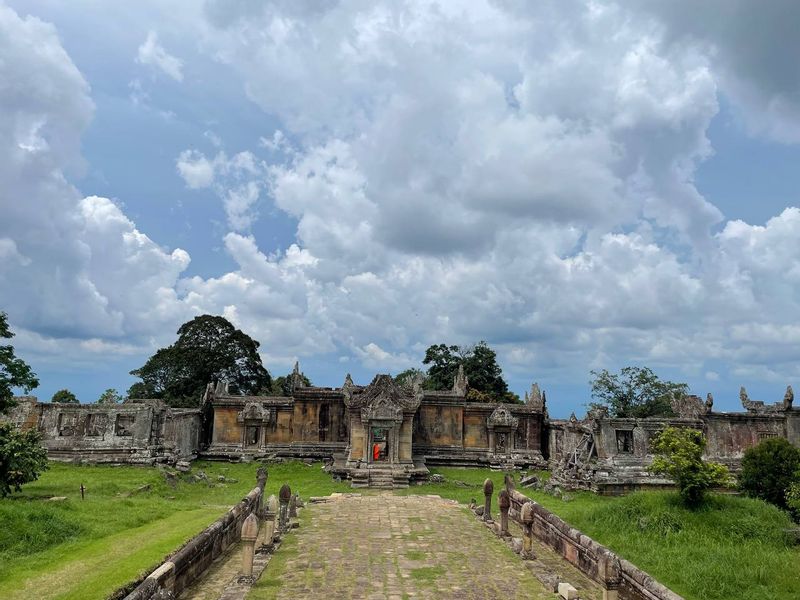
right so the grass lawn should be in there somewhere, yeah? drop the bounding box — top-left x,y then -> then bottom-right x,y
0,460 -> 348,600
3,462 -> 798,600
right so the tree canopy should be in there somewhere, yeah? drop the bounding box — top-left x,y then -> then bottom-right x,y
97,388 -> 123,404
589,366 -> 687,418
128,314 -> 272,406
266,371 -> 311,396
51,389 -> 78,404
739,437 -> 800,511
422,341 -> 517,403
0,312 -> 39,414
649,427 -> 730,508
0,312 -> 48,497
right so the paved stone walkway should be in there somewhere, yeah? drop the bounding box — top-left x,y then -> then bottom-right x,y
248,493 -> 555,600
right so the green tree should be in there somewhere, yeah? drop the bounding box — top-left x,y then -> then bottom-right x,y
128,315 -> 272,406
649,427 -> 730,508
787,473 -> 800,521
96,388 -> 123,404
589,366 -> 687,418
0,312 -> 39,413
51,389 -> 78,404
422,341 -> 512,402
266,371 -> 311,396
739,437 -> 800,511
0,312 -> 48,497
393,368 -> 426,387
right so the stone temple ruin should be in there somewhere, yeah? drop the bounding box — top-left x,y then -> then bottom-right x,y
5,366 -> 799,491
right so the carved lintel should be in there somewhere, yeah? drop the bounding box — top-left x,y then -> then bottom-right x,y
487,405 -> 519,430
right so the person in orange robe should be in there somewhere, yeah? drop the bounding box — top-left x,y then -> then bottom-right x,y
373,442 -> 380,461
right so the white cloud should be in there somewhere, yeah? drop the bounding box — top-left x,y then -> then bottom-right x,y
136,30 -> 184,81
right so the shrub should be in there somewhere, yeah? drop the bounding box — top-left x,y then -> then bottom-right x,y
739,437 -> 800,511
649,427 -> 730,508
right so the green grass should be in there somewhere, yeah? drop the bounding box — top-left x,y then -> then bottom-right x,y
0,460 -> 348,600
409,565 -> 445,584
408,468 -> 800,600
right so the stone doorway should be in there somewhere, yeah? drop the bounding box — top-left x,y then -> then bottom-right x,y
370,426 -> 389,462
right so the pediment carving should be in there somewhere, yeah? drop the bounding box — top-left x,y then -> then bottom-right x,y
346,374 -> 421,422
487,405 -> 519,430
237,402 -> 275,424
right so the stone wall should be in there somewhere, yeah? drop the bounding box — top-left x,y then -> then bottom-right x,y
4,396 -> 202,464
505,484 -> 683,600
120,485 -> 263,600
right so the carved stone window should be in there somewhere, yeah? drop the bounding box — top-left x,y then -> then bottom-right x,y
616,429 -> 634,453
58,413 -> 77,437
758,431 -> 778,441
86,414 -> 107,436
115,415 -> 134,437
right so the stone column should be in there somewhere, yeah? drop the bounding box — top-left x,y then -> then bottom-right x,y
278,484 -> 291,532
598,550 -> 621,600
240,513 -> 259,580
498,490 -> 510,536
520,502 -> 535,559
483,478 -> 494,522
289,493 -> 298,518
260,494 -> 277,548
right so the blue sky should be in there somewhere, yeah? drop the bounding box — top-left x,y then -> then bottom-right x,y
1,1 -> 799,416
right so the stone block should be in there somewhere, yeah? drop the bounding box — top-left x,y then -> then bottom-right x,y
558,582 -> 579,599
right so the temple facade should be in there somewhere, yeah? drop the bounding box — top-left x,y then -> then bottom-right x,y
6,369 -> 799,491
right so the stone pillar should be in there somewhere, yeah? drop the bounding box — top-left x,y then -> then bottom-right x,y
520,502 -> 534,559
279,484 -> 291,532
483,478 -> 494,522
598,549 -> 621,600
289,493 -> 298,518
256,466 -> 268,513
240,513 -> 259,580
260,494 -> 277,548
498,490 -> 510,536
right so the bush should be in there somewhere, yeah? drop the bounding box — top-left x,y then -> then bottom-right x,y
649,427 -> 730,508
739,437 -> 800,511
0,422 -> 49,496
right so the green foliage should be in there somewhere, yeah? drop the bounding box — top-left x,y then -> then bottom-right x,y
649,427 -> 730,508
739,437 -> 800,512
265,372 -> 311,396
51,389 -> 78,404
128,314 -> 272,407
422,341 -> 510,401
589,366 -> 687,418
787,474 -> 800,520
0,312 -> 39,415
393,368 -> 426,387
96,388 -> 122,405
0,422 -> 49,497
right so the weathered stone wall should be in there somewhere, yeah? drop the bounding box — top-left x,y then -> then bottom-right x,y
4,396 -> 202,464
505,484 -> 683,600
120,485 -> 263,600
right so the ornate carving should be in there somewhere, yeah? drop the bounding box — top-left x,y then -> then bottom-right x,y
237,402 -> 275,424
706,393 -> 714,413
527,383 -> 545,411
487,405 -> 519,429
345,374 -> 420,410
670,394 -> 709,419
741,386 -> 790,414
290,361 -> 305,392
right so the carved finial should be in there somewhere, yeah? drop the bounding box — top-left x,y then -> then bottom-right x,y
290,361 -> 304,392
344,373 -> 354,388
524,390 -> 529,402
705,393 -> 714,412
740,386 -> 749,404
453,364 -> 468,396
527,383 -> 544,410
784,385 -> 794,410
569,412 -> 578,424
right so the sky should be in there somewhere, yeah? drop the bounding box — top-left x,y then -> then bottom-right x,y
1,0 -> 800,417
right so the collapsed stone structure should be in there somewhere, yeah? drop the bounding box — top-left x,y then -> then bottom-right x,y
6,369 -> 799,491
548,386 -> 800,493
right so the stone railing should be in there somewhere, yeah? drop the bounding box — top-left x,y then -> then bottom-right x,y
502,478 -> 683,600
120,483 -> 264,600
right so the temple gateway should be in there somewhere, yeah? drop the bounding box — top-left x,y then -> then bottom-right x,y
205,365 -> 547,487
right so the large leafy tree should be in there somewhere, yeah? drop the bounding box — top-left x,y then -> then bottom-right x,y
0,312 -> 48,496
0,312 -> 39,414
422,341 -> 513,402
589,366 -> 687,418
650,427 -> 730,508
128,315 -> 272,406
266,371 -> 311,396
